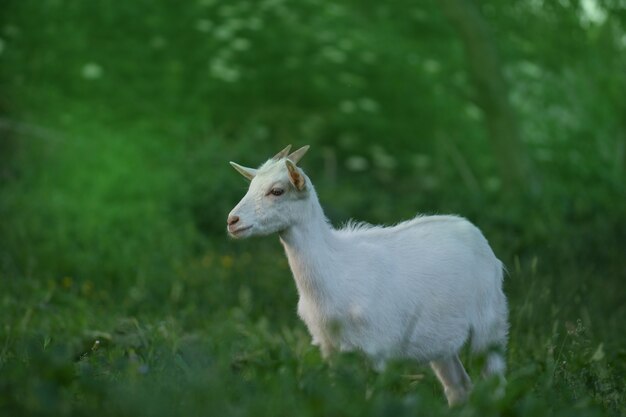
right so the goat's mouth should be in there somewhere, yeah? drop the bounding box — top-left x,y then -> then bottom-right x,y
228,225 -> 253,237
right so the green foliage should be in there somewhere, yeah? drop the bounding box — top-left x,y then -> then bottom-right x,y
1,0 -> 625,415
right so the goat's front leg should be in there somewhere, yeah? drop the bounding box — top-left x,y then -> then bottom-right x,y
319,339 -> 335,360
430,355 -> 472,406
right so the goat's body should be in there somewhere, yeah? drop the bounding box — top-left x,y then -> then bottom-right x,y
282,212 -> 508,370
228,147 -> 508,405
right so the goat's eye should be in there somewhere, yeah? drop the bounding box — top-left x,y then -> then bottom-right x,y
270,188 -> 284,196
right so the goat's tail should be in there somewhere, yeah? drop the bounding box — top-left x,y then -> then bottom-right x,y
483,348 -> 507,400
470,260 -> 509,376
483,350 -> 506,377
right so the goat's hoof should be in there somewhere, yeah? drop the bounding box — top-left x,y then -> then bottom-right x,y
445,388 -> 469,407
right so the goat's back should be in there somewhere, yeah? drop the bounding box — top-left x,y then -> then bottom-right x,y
324,215 -> 506,361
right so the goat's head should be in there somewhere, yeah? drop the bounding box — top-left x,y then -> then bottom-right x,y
227,145 -> 310,238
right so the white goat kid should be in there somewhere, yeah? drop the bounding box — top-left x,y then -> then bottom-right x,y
227,145 -> 508,406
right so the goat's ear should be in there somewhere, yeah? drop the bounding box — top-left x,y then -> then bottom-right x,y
285,160 -> 306,191
288,145 -> 310,164
230,161 -> 257,181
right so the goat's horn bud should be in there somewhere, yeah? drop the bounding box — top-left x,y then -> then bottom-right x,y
272,145 -> 292,160
230,161 -> 257,181
288,145 -> 310,164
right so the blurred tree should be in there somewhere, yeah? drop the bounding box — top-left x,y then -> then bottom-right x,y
438,0 -> 536,193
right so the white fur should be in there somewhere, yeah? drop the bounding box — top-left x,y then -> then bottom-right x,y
228,154 -> 509,406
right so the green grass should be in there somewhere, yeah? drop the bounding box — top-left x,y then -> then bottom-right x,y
1,242 -> 624,416
1,0 -> 625,415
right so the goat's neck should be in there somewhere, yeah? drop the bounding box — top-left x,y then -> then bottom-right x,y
279,195 -> 337,299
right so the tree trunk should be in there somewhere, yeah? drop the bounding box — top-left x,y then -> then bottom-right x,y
438,0 -> 536,193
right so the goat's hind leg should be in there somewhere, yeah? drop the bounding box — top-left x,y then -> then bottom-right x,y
481,349 -> 507,399
430,355 -> 472,406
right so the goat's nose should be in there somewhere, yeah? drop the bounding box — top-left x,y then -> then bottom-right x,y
227,215 -> 240,226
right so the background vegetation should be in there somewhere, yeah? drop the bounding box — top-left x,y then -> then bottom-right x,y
1,0 -> 624,415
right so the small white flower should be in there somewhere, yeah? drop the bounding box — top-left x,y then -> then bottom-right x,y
321,46 -> 346,63
371,146 -> 396,170
423,59 -> 440,74
590,343 -> 605,362
358,98 -> 379,113
346,156 -> 369,172
485,177 -> 501,192
215,26 -> 234,40
197,0 -> 216,6
317,30 -> 335,42
210,58 -> 240,82
150,36 -> 166,49
4,25 -> 19,37
339,100 -> 355,114
518,61 -> 542,78
535,148 -> 552,162
81,62 -> 103,80
360,51 -> 376,64
580,0 -> 607,25
285,57 -> 299,68
326,3 -> 344,16
195,19 -> 213,33
247,17 -> 263,30
465,104 -> 482,120
231,38 -> 250,51
218,5 -> 236,17
339,39 -> 353,51
412,154 -> 431,170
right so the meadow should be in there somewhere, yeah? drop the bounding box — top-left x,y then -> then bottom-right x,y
1,1 -> 625,416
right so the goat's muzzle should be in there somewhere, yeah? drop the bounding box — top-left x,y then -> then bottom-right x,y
227,215 -> 240,226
